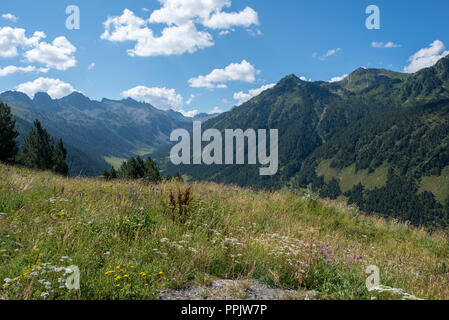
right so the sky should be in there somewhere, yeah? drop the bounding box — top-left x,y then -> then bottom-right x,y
1,0 -> 449,117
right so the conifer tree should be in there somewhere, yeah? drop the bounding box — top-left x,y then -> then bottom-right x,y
53,138 -> 69,175
0,102 -> 19,163
21,120 -> 69,175
21,120 -> 55,170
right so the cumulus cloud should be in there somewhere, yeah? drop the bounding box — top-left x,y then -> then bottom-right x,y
203,7 -> 259,29
371,41 -> 401,48
0,65 -> 48,77
121,86 -> 184,110
2,13 -> 18,23
0,26 -> 76,71
88,62 -> 96,70
0,27 -> 45,58
15,77 -> 77,99
101,10 -> 213,57
208,106 -> 223,114
329,74 -> 348,83
404,40 -> 449,73
24,36 -> 77,71
101,1 -> 259,57
233,83 -> 276,105
188,60 -> 259,88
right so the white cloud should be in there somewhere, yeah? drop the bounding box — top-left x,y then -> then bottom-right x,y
219,30 -> 231,36
371,41 -> 401,48
121,86 -> 184,110
329,74 -> 348,83
325,48 -> 341,58
24,36 -> 77,71
203,7 -> 259,29
0,27 -> 45,58
0,65 -> 48,77
404,40 -> 449,73
2,14 -> 18,23
179,109 -> 199,117
101,9 -> 213,57
88,62 -> 96,70
15,77 -> 77,99
208,106 -> 223,114
186,94 -> 195,105
188,60 -> 259,88
0,26 -> 77,72
313,48 -> 342,60
233,83 -> 276,105
101,2 -> 259,57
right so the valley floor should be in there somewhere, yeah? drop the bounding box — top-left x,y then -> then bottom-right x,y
1,163 -> 448,300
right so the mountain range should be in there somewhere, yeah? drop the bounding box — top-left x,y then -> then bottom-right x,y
164,55 -> 449,227
0,90 -> 213,175
2,55 -> 449,227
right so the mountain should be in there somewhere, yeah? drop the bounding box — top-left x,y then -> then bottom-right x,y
166,55 -> 449,228
0,91 -> 192,176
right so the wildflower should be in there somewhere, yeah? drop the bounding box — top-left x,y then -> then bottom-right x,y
2,284 -> 7,290
139,272 -> 147,277
325,260 -> 330,264
348,260 -> 353,265
114,276 -> 122,281
357,255 -> 363,260
105,271 -> 115,275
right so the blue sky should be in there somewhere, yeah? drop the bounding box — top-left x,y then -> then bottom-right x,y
1,0 -> 449,116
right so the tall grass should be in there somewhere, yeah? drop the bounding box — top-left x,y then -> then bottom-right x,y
0,163 -> 448,300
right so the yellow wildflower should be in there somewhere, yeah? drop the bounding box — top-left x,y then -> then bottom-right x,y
114,276 -> 122,281
105,270 -> 115,275
2,284 -> 7,290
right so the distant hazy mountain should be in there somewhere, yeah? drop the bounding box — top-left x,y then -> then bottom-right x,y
0,91 -> 192,175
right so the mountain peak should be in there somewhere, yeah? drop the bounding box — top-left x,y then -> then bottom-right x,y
0,90 -> 33,104
33,92 -> 53,101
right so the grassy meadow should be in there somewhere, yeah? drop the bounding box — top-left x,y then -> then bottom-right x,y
1,162 -> 448,300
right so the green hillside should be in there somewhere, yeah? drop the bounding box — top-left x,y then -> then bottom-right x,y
1,163 -> 449,300
166,56 -> 449,229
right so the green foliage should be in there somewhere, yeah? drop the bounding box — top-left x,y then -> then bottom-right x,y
0,102 -> 19,163
104,156 -> 162,182
319,178 -> 342,200
345,170 -> 447,230
19,120 -> 69,175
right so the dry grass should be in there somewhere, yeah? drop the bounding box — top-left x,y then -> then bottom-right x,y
1,163 -> 448,300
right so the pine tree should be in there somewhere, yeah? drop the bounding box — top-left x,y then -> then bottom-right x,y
117,156 -> 161,182
20,120 -> 69,175
53,138 -> 69,175
110,166 -> 118,179
0,102 -> 19,163
21,120 -> 55,170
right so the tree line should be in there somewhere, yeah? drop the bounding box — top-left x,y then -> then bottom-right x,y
0,102 -> 69,175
